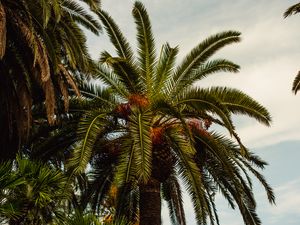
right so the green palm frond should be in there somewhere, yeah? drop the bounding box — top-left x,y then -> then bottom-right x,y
284,2 -> 300,17
292,71 -> 300,94
206,87 -> 271,126
132,1 -> 156,95
154,43 -> 178,96
62,0 -> 102,35
115,138 -> 137,184
173,31 -> 241,89
97,10 -> 134,62
128,108 -> 152,183
177,88 -> 235,135
67,111 -> 108,174
100,52 -> 141,93
175,59 -> 240,94
95,64 -> 129,98
162,175 -> 186,225
166,128 -> 209,224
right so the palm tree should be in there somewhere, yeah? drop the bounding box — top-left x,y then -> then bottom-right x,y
0,157 -> 72,225
284,2 -> 300,94
0,0 -> 101,159
58,2 -> 274,225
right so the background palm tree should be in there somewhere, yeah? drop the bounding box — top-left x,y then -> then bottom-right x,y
0,157 -> 71,225
65,2 -> 275,225
284,2 -> 300,94
0,0 -> 101,159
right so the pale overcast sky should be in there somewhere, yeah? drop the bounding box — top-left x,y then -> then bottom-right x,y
85,0 -> 300,224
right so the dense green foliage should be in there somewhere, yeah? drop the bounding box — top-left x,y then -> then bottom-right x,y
0,1 -> 277,225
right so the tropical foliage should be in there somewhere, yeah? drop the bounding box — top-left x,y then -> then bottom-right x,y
0,0 -> 101,159
61,2 -> 275,225
0,1 -> 276,225
284,2 -> 300,94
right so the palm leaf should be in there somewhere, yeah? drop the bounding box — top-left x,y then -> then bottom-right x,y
284,3 -> 300,17
177,88 -> 235,135
173,31 -> 241,86
0,2 -> 6,59
128,108 -> 152,183
292,71 -> 300,94
132,1 -> 156,95
154,43 -> 178,96
175,59 -> 240,94
206,87 -> 271,126
67,110 -> 108,174
97,9 -> 134,62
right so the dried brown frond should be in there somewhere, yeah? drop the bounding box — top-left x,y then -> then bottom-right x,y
16,78 -> 33,141
43,79 -> 56,125
13,14 -> 50,82
58,64 -> 80,96
0,3 -> 6,59
57,73 -> 69,111
115,103 -> 131,119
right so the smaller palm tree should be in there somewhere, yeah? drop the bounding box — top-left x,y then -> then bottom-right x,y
284,2 -> 300,94
0,157 -> 72,225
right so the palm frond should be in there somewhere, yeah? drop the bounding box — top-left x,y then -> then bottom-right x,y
67,110 -> 108,174
292,71 -> 300,94
128,108 -> 152,183
162,175 -> 186,225
100,52 -> 141,93
284,3 -> 300,18
177,88 -> 235,135
62,0 -> 101,35
175,59 -> 240,94
154,43 -> 178,96
166,128 -> 209,224
97,9 -> 134,62
95,64 -> 129,98
173,31 -> 241,87
0,2 -> 6,59
132,1 -> 156,95
206,87 -> 271,126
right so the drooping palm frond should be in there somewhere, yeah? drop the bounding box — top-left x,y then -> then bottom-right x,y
177,88 -> 235,135
174,59 -> 240,95
132,1 -> 156,95
172,31 -> 241,91
62,0 -> 101,35
292,71 -> 300,94
204,87 -> 271,126
162,175 -> 186,225
284,2 -> 300,17
0,2 -> 6,59
67,111 -> 109,174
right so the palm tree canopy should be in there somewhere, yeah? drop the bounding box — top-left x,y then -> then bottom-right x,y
33,1 -> 274,225
0,0 -> 102,159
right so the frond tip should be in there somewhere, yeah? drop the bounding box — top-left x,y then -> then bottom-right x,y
292,71 -> 300,94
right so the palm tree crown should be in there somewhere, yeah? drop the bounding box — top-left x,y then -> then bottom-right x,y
63,2 -> 275,225
0,0 -> 102,159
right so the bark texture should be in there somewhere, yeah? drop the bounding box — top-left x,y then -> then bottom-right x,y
139,178 -> 161,225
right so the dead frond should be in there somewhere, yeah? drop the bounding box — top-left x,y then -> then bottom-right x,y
0,2 -> 6,59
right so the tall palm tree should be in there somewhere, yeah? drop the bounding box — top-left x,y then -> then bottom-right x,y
284,2 -> 300,94
61,2 -> 274,225
0,0 -> 101,159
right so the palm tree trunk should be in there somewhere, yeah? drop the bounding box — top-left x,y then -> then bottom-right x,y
139,177 -> 161,225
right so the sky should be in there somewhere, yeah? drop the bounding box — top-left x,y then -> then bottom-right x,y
85,0 -> 300,224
